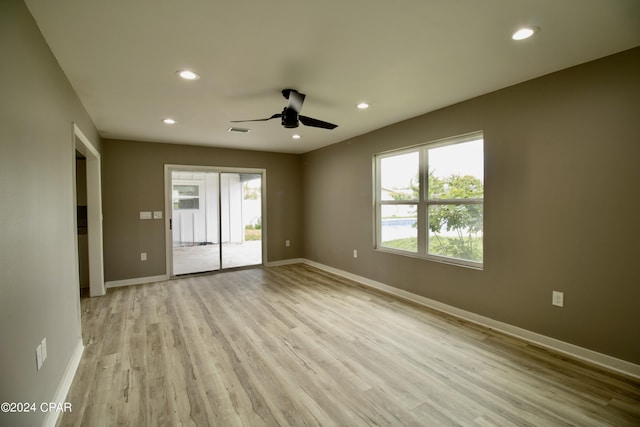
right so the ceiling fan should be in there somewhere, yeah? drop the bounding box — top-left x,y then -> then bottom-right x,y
231,89 -> 338,130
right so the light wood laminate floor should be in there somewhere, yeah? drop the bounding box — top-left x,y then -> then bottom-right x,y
58,264 -> 640,426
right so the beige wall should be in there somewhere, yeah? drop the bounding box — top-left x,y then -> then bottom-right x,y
0,1 -> 101,425
102,139 -> 303,282
302,47 -> 640,364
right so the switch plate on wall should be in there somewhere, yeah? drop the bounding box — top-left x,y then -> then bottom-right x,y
36,344 -> 43,370
41,338 -> 47,362
141,252 -> 147,261
552,291 -> 564,307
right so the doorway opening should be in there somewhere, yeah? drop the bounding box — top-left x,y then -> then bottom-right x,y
73,124 -> 105,297
165,166 -> 265,276
75,151 -> 90,295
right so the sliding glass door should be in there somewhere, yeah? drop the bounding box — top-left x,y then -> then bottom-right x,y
220,173 -> 263,269
167,167 -> 264,276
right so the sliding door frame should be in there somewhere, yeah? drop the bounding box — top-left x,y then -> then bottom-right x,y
164,164 -> 267,277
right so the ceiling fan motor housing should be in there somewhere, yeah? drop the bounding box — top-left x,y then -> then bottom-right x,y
281,108 -> 299,128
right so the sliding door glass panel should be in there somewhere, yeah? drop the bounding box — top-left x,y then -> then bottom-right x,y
220,173 -> 262,269
170,169 -> 263,276
172,171 -> 220,275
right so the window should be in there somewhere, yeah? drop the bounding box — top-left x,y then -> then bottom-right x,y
173,184 -> 200,210
375,132 -> 484,268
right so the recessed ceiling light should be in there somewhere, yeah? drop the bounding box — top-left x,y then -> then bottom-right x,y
356,102 -> 369,109
512,27 -> 539,41
176,70 -> 200,80
292,134 -> 301,139
162,118 -> 176,124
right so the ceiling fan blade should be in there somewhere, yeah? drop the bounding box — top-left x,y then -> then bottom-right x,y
285,89 -> 306,114
299,115 -> 338,130
230,113 -> 281,123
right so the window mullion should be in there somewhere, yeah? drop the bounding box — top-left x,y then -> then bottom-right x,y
425,198 -> 483,205
379,200 -> 418,205
417,148 -> 427,255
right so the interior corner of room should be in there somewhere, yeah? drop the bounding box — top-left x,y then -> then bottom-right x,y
2,0 -> 639,425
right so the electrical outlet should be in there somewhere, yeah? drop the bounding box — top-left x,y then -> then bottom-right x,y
41,338 -> 47,362
552,291 -> 564,307
36,344 -> 43,371
285,240 -> 290,247
141,252 -> 147,261
353,249 -> 358,258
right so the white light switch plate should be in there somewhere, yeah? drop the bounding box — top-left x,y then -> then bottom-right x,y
41,338 -> 47,361
552,291 -> 564,307
36,345 -> 43,370
140,211 -> 152,220
153,211 -> 163,219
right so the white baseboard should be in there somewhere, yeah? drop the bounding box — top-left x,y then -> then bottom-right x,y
265,258 -> 305,267
43,338 -> 84,427
296,259 -> 640,380
106,274 -> 169,288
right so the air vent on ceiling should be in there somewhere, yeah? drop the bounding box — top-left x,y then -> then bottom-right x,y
227,127 -> 250,133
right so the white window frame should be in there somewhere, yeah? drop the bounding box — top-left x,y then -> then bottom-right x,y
172,182 -> 202,210
374,131 -> 484,269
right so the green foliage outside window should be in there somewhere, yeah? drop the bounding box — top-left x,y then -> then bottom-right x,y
387,171 -> 483,262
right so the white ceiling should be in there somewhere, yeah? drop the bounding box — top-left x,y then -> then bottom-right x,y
24,0 -> 640,154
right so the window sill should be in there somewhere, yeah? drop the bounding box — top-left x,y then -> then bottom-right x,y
375,247 -> 483,270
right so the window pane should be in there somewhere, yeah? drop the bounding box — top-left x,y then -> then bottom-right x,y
428,204 -> 483,262
173,185 -> 200,210
428,139 -> 483,199
175,198 -> 199,210
380,205 -> 417,252
174,185 -> 199,197
380,151 -> 419,201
